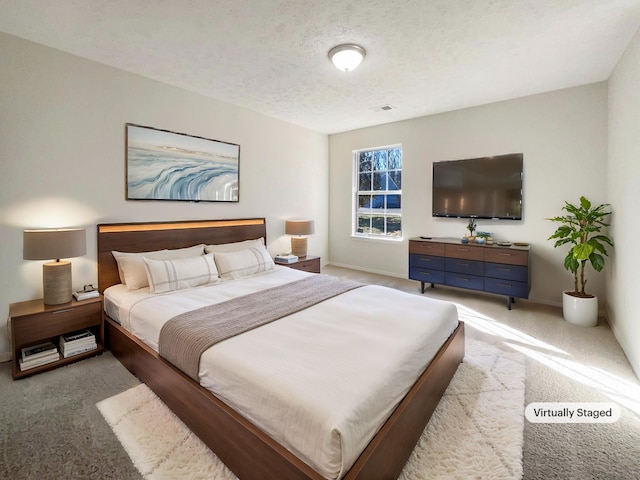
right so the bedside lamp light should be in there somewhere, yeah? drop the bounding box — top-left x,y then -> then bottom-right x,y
23,228 -> 87,305
285,220 -> 315,258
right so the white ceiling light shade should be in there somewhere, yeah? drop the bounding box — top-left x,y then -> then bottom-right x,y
328,44 -> 366,72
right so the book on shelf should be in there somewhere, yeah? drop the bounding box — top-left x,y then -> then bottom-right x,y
60,340 -> 96,353
59,329 -> 97,358
19,351 -> 60,371
61,337 -> 95,348
73,290 -> 100,301
61,343 -> 97,358
274,254 -> 298,264
21,341 -> 57,362
60,329 -> 94,344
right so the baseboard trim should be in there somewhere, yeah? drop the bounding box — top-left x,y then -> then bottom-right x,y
0,351 -> 12,363
325,261 -> 406,279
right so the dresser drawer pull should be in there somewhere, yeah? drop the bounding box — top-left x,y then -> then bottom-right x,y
457,263 -> 470,267
497,267 -> 511,271
456,277 -> 469,282
497,283 -> 513,288
457,248 -> 469,252
52,308 -> 74,314
498,253 -> 512,256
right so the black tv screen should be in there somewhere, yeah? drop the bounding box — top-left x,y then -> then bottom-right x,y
432,153 -> 523,220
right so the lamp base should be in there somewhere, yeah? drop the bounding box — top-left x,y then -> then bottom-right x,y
290,237 -> 308,258
43,261 -> 72,305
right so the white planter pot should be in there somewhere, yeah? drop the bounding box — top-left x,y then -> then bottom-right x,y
562,292 -> 598,327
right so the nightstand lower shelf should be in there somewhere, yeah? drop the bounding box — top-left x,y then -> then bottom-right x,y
13,346 -> 104,379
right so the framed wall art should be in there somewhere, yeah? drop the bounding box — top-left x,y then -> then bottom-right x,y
126,124 -> 240,202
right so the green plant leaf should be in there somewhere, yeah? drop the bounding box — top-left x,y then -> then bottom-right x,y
580,196 -> 591,210
573,242 -> 595,260
564,253 -> 579,273
590,253 -> 605,272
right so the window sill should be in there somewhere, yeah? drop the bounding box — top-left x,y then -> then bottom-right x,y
350,234 -> 404,243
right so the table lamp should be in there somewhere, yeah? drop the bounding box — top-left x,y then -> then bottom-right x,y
285,220 -> 315,258
23,228 -> 87,305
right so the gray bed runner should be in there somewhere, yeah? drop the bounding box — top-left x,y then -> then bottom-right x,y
159,274 -> 363,380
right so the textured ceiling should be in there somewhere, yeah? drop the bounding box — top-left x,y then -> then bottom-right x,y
1,0 -> 640,134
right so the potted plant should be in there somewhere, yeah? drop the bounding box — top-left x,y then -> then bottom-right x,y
466,218 -> 477,240
547,196 -> 613,326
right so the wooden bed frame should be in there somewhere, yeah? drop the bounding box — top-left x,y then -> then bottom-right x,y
97,218 -> 465,480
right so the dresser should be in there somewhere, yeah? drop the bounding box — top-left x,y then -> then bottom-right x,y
409,238 -> 530,309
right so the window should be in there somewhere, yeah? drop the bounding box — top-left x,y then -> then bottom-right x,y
354,145 -> 402,238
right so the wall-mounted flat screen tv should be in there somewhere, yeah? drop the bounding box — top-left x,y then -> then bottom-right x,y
432,153 -> 523,220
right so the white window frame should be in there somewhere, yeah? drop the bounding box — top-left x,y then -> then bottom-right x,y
352,144 -> 403,240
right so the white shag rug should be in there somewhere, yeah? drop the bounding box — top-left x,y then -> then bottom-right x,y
97,337 -> 525,480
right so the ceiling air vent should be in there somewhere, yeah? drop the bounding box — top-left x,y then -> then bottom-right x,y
372,104 -> 394,112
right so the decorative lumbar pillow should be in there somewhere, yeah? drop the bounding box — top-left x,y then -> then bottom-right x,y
144,253 -> 219,294
204,238 -> 265,255
213,245 -> 275,280
112,244 -> 205,290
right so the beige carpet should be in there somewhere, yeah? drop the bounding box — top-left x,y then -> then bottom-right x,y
97,335 -> 525,480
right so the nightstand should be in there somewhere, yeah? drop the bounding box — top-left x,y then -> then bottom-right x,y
278,255 -> 321,274
9,296 -> 104,379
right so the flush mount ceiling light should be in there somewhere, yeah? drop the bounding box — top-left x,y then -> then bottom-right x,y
328,44 -> 366,72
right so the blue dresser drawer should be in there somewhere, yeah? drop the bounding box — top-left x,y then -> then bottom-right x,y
484,262 -> 528,282
445,258 -> 484,276
485,277 -> 529,298
409,267 -> 444,284
444,272 -> 484,291
409,254 -> 445,270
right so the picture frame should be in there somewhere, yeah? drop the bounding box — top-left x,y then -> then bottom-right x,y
125,123 -> 240,202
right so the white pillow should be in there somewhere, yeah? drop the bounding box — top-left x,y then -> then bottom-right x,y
112,244 -> 205,290
112,249 -> 167,288
204,238 -> 265,254
213,245 -> 275,280
144,253 -> 219,294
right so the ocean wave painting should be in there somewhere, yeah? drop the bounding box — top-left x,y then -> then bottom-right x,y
126,124 -> 240,202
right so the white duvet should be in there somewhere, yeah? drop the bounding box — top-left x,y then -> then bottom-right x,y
104,267 -> 458,480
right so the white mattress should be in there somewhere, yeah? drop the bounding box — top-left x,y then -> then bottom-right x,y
104,267 -> 458,480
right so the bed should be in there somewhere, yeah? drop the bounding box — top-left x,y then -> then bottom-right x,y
97,218 -> 465,480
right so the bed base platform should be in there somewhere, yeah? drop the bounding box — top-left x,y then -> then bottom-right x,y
106,317 -> 464,480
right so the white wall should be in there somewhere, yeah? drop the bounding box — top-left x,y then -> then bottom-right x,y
607,27 -> 640,378
329,83 -> 608,308
0,33 -> 328,358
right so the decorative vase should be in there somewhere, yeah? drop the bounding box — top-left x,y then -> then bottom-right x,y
562,292 -> 598,327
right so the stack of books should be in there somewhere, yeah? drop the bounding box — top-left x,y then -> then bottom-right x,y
275,254 -> 298,264
59,329 -> 97,358
19,341 -> 60,371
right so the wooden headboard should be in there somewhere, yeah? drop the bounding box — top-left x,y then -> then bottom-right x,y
97,218 -> 267,293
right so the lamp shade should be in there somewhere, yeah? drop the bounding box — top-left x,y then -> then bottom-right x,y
23,228 -> 86,260
285,220 -> 315,236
